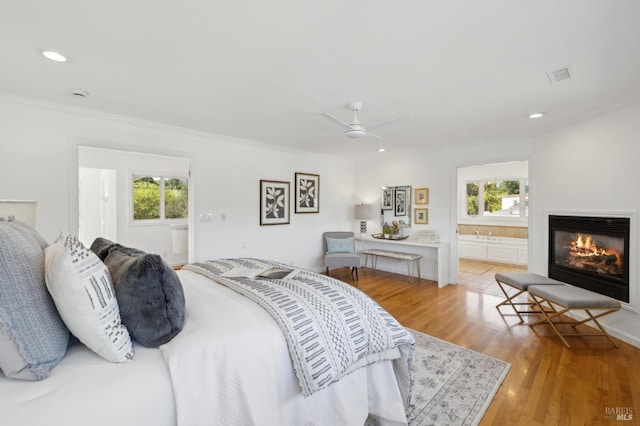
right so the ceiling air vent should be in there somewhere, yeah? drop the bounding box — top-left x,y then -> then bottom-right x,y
546,65 -> 574,83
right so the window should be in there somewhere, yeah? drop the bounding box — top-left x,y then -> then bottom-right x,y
132,174 -> 188,222
465,179 -> 528,220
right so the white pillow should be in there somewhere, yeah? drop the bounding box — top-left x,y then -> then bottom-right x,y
45,233 -> 134,362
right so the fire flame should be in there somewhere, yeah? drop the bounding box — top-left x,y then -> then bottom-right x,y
570,233 -> 622,268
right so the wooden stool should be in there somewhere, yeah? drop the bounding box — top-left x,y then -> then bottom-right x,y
528,284 -> 621,348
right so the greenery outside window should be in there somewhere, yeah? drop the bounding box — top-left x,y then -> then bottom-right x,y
465,179 -> 528,220
132,174 -> 188,222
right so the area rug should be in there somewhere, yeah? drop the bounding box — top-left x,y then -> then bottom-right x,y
406,329 -> 511,426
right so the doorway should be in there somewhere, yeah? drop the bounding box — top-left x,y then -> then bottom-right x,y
456,161 -> 529,295
77,146 -> 191,267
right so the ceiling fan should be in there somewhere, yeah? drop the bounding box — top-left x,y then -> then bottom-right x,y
313,101 -> 411,140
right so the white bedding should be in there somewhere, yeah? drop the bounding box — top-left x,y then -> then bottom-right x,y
0,267 -> 409,426
0,343 -> 175,426
161,269 -> 408,426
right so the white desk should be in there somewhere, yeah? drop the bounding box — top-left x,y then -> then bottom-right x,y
355,236 -> 450,288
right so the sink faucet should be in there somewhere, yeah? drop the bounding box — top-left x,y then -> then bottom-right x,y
488,232 -> 492,240
475,230 -> 479,239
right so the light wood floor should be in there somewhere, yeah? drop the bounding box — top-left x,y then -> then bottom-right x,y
327,264 -> 640,426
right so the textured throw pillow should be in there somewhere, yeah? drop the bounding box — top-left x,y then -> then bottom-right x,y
45,233 -> 134,363
90,236 -> 116,261
0,221 -> 69,380
325,236 -> 355,254
99,242 -> 185,347
8,219 -> 49,249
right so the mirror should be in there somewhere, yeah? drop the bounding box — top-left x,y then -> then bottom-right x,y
381,185 -> 411,227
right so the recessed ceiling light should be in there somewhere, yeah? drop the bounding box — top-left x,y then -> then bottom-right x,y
528,112 -> 545,119
40,50 -> 68,62
377,148 -> 386,152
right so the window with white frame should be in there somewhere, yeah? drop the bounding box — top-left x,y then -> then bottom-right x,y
465,179 -> 528,220
132,174 -> 188,222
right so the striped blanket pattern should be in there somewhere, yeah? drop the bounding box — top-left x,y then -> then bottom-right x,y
183,258 -> 414,400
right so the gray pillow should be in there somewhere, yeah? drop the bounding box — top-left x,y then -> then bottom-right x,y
96,241 -> 185,347
90,236 -> 116,261
8,219 -> 49,249
0,221 -> 69,380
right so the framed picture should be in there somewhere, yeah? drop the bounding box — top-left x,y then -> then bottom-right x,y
415,208 -> 428,224
415,187 -> 429,205
294,172 -> 319,213
382,188 -> 393,210
260,180 -> 290,225
394,188 -> 407,216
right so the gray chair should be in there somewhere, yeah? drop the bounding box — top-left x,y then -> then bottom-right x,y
323,231 -> 360,280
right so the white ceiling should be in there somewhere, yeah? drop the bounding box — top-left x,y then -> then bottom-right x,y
2,1 -> 640,157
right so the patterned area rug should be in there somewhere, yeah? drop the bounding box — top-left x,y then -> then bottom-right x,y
406,329 -> 510,426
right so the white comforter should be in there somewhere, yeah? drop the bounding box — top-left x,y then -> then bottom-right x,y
162,269 -> 408,426
0,343 -> 175,426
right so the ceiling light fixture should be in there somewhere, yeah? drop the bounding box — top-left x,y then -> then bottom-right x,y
344,128 -> 366,139
40,50 -> 68,62
377,148 -> 386,152
528,112 -> 545,119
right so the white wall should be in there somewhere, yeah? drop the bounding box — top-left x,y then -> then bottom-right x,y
3,93 -> 639,347
78,167 -> 117,244
354,149 -> 452,239
0,95 -> 355,272
355,139 -> 535,279
530,103 -> 640,347
354,103 -> 640,347
79,147 -> 190,265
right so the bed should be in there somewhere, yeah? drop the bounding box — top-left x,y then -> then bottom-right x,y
0,221 -> 414,426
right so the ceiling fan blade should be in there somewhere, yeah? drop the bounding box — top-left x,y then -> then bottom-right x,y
311,131 -> 345,139
364,132 -> 384,140
319,112 -> 352,130
366,114 -> 412,130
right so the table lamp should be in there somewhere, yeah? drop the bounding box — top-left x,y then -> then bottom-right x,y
354,203 -> 374,236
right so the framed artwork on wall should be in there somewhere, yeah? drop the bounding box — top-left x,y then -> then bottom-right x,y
415,208 -> 428,224
260,180 -> 290,225
415,187 -> 429,205
294,172 -> 319,213
394,188 -> 407,216
382,188 -> 393,210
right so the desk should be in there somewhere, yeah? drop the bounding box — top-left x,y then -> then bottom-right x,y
355,236 -> 450,288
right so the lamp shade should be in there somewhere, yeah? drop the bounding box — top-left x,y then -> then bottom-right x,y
354,204 -> 374,220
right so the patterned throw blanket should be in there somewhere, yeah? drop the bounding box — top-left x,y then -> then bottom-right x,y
183,258 -> 414,404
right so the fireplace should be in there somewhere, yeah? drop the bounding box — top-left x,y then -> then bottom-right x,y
548,215 -> 630,303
